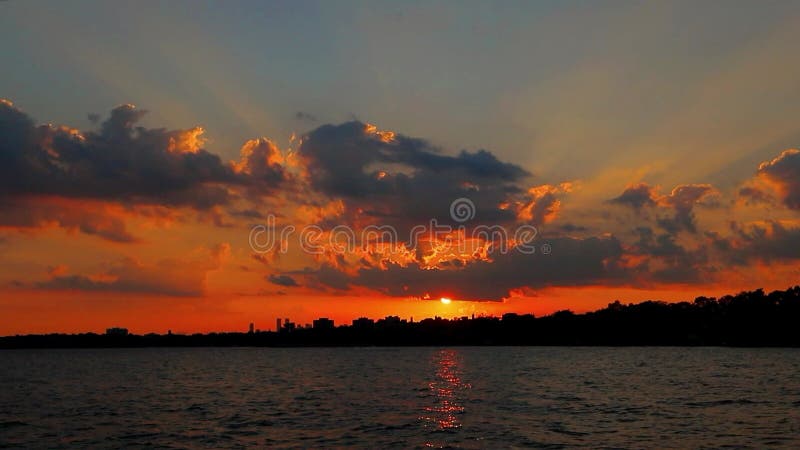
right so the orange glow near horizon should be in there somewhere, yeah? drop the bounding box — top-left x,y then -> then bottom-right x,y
3,276 -> 797,336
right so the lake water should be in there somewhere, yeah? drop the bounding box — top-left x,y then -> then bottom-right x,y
1,347 -> 799,448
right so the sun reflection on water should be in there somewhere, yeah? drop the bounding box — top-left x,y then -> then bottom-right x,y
420,349 -> 471,432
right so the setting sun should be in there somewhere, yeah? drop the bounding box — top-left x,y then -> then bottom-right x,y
440,297 -> 452,305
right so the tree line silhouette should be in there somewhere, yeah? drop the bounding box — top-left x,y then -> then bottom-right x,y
2,286 -> 800,348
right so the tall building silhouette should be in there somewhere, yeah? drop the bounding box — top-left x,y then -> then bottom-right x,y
313,318 -> 334,330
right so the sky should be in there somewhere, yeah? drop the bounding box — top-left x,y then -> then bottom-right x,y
2,1 -> 800,334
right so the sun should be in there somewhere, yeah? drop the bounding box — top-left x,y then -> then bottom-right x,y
440,297 -> 452,305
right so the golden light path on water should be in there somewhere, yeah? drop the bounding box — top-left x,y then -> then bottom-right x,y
421,349 -> 472,437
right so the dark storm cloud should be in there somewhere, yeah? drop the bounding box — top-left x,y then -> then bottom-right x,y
230,209 -> 264,219
297,121 -> 530,228
314,264 -> 353,291
632,227 -> 686,258
29,244 -> 228,296
657,184 -> 718,234
267,274 -> 300,287
609,182 -> 717,234
0,197 -> 137,243
737,186 -> 774,206
285,265 -> 353,292
39,273 -> 207,296
557,223 -> 588,233
1,102 -> 536,244
309,235 -> 630,301
36,273 -> 202,296
725,220 -> 800,262
33,261 -> 204,296
630,227 -> 708,283
0,100 -> 287,210
608,183 -> 658,211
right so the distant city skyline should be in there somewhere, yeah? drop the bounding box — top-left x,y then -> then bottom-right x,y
4,285 -> 800,348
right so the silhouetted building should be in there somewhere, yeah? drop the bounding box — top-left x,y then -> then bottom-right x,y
276,318 -> 282,332
380,315 -> 402,325
313,318 -> 334,330
281,318 -> 296,332
105,327 -> 128,336
248,323 -> 254,334
352,317 -> 374,329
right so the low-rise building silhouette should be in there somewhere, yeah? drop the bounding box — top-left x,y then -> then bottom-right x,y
313,318 -> 334,330
105,327 -> 128,336
352,317 -> 374,329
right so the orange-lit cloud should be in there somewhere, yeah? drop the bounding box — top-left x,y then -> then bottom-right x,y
755,149 -> 800,210
2,99 -> 800,334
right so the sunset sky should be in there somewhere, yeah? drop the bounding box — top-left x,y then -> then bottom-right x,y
2,1 -> 800,334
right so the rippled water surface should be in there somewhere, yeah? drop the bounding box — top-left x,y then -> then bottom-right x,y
2,347 -> 800,448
